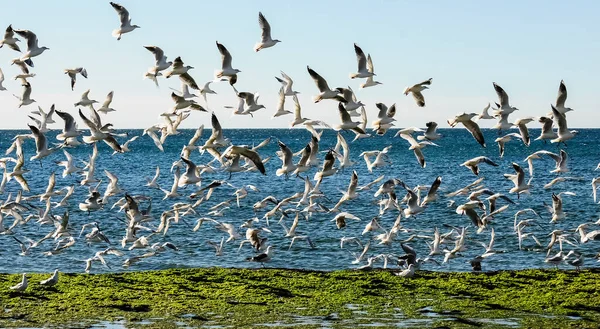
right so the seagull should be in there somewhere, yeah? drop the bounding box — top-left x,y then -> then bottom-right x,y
236,90 -> 265,115
202,112 -> 230,150
246,246 -> 273,267
221,146 -> 266,176
461,156 -> 498,176
359,54 -> 382,89
492,82 -> 519,115
544,250 -> 565,268
475,103 -> 494,120
447,112 -> 485,147
14,82 -> 35,107
78,109 -> 123,153
350,43 -> 374,79
418,122 -> 442,141
403,188 -> 425,218
372,103 -> 396,135
55,109 -> 81,141
335,103 -> 366,134
164,56 -> 194,78
524,150 -> 567,176
543,176 -> 583,189
74,89 -> 98,108
395,264 -> 415,278
535,116 -> 558,142
254,12 -> 281,52
29,125 -> 57,163
336,87 -> 364,113
398,132 -> 437,168
550,105 -> 578,144
199,81 -> 216,108
142,68 -> 162,87
504,163 -> 531,199
64,67 -> 87,91
331,211 -> 361,229
207,237 -> 225,256
331,170 -> 359,211
97,91 -> 115,114
40,269 -> 59,286
554,80 -> 574,115
576,223 -> 600,243
14,29 -> 49,60
110,2 -> 140,40
275,141 -> 297,178
421,176 -> 442,206
215,41 -> 241,80
275,71 -> 299,96
170,92 -> 205,113
144,45 -> 171,73
9,273 -> 27,292
314,150 -> 337,181
494,133 -> 521,158
550,192 -> 576,222
0,25 -> 21,52
513,117 -> 534,146
272,87 -> 292,118
404,78 -> 432,107
307,66 -> 344,103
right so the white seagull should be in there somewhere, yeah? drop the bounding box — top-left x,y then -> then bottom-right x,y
64,67 -> 87,90
14,29 -> 49,60
307,66 -> 343,103
350,43 -> 374,79
404,78 -> 432,107
110,2 -> 140,40
215,41 -> 241,79
254,12 -> 281,52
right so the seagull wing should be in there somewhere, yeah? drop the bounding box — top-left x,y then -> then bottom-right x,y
258,12 -> 272,42
216,42 -> 233,70
110,2 -> 130,26
354,43 -> 367,72
556,80 -> 567,108
307,66 -> 330,92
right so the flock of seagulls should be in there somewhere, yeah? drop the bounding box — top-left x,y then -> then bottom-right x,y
1,3 -> 599,291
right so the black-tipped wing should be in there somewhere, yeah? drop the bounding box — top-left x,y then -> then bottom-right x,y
493,82 -> 509,108
307,66 -> 330,92
463,119 -> 485,147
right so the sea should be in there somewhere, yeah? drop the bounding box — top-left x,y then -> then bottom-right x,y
0,128 -> 599,273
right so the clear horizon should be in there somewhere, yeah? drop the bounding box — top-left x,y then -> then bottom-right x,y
0,1 -> 598,130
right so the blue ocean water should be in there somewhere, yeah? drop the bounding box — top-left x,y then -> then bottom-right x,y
0,128 -> 599,274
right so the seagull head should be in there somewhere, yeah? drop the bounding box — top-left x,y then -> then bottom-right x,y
403,87 -> 410,95
133,25 -> 141,29
274,39 -> 282,44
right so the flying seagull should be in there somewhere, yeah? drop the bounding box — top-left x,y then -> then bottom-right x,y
350,43 -> 375,79
254,12 -> 281,52
110,2 -> 140,40
64,67 -> 87,91
404,78 -> 432,107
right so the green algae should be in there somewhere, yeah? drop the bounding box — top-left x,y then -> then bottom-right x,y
0,268 -> 599,328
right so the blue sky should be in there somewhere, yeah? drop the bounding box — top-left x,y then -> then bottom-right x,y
0,0 -> 598,129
